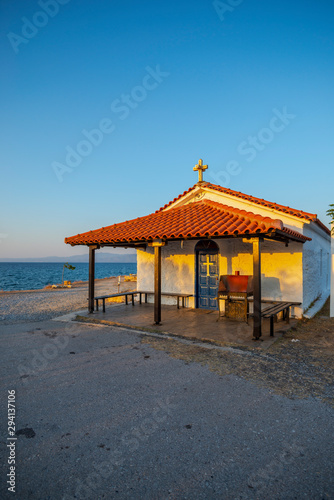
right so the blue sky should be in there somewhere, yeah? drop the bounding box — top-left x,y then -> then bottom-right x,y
1,0 -> 333,258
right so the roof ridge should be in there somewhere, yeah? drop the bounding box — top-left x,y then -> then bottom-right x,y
159,182 -> 318,220
158,182 -> 330,235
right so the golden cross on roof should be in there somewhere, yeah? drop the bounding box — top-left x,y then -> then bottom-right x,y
193,158 -> 208,183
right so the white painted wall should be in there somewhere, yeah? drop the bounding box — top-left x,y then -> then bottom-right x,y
302,221 -> 331,315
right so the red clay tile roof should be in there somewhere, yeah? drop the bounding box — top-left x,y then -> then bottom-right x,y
278,227 -> 312,241
159,182 -> 331,235
65,199 -> 310,246
314,218 -> 331,235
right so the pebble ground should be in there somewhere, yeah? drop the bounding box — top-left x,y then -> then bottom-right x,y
0,277 -> 132,324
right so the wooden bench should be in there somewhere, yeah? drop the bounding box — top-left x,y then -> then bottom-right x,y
94,291 -> 193,312
260,301 -> 300,337
94,292 -> 138,313
137,291 -> 193,309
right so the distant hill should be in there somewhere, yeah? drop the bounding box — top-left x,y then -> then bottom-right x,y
0,252 -> 137,263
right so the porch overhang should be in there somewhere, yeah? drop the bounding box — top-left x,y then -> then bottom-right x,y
65,198 -> 311,249
65,199 -> 310,340
65,227 -> 310,249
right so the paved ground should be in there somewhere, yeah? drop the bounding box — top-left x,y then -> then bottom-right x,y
79,302 -> 297,348
0,315 -> 333,499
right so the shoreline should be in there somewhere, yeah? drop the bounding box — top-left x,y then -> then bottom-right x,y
0,275 -> 137,324
0,275 -> 135,295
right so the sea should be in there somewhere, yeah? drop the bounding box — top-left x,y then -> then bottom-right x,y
0,262 -> 137,292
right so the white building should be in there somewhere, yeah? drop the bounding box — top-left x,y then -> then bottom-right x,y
65,161 -> 331,337
137,181 -> 331,319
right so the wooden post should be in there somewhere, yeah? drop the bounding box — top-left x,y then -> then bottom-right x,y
154,245 -> 162,324
253,237 -> 262,339
88,246 -> 96,313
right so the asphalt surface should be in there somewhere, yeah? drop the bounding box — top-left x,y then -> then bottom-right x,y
0,318 -> 333,499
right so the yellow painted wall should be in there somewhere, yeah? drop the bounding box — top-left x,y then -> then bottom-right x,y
137,241 -> 196,307
137,238 -> 304,316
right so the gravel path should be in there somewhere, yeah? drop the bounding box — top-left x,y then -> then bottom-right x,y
0,277 -> 135,325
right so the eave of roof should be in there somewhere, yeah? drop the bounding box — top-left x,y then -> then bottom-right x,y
158,182 -> 331,236
65,199 -> 310,247
277,227 -> 311,243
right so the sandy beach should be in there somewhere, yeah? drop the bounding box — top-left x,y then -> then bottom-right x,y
0,276 -> 136,325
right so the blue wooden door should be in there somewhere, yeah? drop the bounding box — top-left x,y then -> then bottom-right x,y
197,252 -> 219,309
